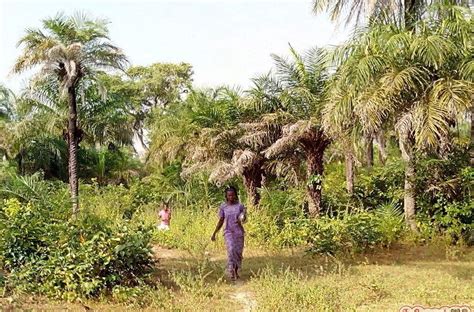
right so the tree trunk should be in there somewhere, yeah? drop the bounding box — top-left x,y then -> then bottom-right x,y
404,0 -> 423,30
470,105 -> 474,166
306,151 -> 325,217
375,130 -> 387,165
403,160 -> 417,231
400,137 -> 417,231
365,133 -> 374,168
301,129 -> 330,218
242,158 -> 264,207
16,149 -> 24,175
67,87 -> 79,215
344,150 -> 354,195
290,156 -> 304,184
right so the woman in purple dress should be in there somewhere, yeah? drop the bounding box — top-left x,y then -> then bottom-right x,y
211,186 -> 246,281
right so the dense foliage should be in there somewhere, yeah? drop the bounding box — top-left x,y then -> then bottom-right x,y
0,2 -> 472,304
0,174 -> 154,299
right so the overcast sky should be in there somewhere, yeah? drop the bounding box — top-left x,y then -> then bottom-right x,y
0,0 -> 351,92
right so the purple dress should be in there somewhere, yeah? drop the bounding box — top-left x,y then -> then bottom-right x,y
218,202 -> 245,276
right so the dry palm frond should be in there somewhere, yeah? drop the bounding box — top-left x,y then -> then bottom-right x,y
208,161 -> 238,186
238,130 -> 273,150
232,149 -> 259,171
181,160 -> 217,180
210,128 -> 242,149
264,120 -> 313,158
265,160 -> 300,184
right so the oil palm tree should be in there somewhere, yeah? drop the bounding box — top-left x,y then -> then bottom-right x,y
13,12 -> 127,215
257,46 -> 331,217
179,88 -> 269,206
330,5 -> 473,230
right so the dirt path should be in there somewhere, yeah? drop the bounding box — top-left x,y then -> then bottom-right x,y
230,281 -> 257,312
153,245 -> 257,311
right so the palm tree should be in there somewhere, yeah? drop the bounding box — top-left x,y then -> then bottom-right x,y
256,46 -> 331,217
330,5 -> 473,230
0,85 -> 16,160
0,85 -> 16,122
180,88 -> 269,206
312,0 -> 469,29
13,12 -> 127,215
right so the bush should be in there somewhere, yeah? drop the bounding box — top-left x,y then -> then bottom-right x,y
0,198 -> 154,300
415,147 -> 473,240
306,208 -> 404,255
353,161 -> 404,209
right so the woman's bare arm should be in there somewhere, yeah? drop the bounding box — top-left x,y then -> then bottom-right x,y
211,217 -> 224,241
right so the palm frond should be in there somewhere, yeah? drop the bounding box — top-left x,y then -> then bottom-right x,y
264,120 -> 312,158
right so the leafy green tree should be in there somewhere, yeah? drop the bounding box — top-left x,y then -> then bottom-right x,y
327,5 -> 473,229
253,46 -> 331,217
101,63 -> 193,152
13,12 -> 127,215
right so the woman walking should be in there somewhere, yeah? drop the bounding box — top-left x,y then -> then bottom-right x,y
211,186 -> 246,281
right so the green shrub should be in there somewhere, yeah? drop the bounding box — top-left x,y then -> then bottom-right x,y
306,209 -> 404,255
353,161 -> 404,209
258,187 -> 306,227
0,198 -> 66,269
415,147 -> 473,240
375,204 -> 405,247
306,217 -> 347,254
344,212 -> 382,252
0,198 -> 154,300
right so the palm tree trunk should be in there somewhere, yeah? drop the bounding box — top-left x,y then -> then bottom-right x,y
242,158 -> 264,207
306,151 -> 324,217
404,0 -> 416,30
375,130 -> 387,165
365,133 -> 374,168
344,150 -> 354,195
16,149 -> 24,175
400,137 -> 417,231
403,160 -> 417,231
470,105 -> 474,165
301,129 -> 330,218
67,86 -> 79,215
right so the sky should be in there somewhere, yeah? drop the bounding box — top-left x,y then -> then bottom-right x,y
0,0 -> 351,93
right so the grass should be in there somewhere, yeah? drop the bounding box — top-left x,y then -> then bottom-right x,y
1,196 -> 472,311
1,243 -> 472,311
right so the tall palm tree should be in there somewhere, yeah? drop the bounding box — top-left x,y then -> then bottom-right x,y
258,46 -> 331,217
322,82 -> 359,195
330,5 -> 473,230
13,12 -> 127,215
